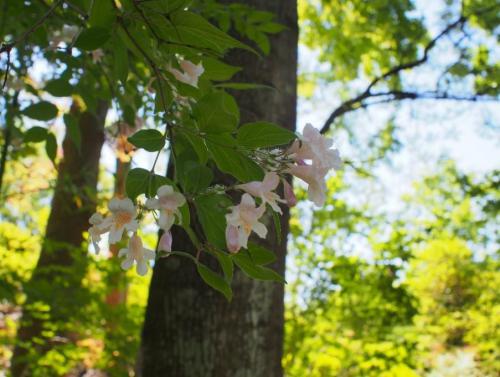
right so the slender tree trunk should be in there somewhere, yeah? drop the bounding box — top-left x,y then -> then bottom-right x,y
139,2 -> 298,376
11,101 -> 108,377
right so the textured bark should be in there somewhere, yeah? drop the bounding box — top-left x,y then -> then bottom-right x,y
139,1 -> 298,376
11,101 -> 108,377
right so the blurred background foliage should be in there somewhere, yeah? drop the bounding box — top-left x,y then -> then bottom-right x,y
0,0 -> 498,375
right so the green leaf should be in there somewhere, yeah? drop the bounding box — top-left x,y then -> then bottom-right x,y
206,134 -> 263,182
126,168 -> 150,200
247,242 -> 276,265
237,122 -> 296,148
45,133 -> 57,163
193,92 -> 239,134
197,263 -> 232,301
180,131 -> 209,164
45,79 -> 73,97
113,38 -> 129,83
272,210 -> 282,245
180,161 -> 213,194
165,11 -> 256,54
232,251 -> 285,283
22,102 -> 58,121
75,27 -> 111,51
214,249 -> 234,282
194,193 -> 233,250
128,129 -> 165,152
201,58 -> 241,81
24,127 -> 48,142
63,114 -> 81,151
89,0 -> 115,28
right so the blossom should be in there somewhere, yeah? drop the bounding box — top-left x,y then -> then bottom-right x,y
236,172 -> 285,214
225,194 -> 267,252
225,225 -> 240,254
288,123 -> 342,170
91,49 -> 104,63
88,213 -> 109,254
282,179 -> 297,207
158,231 -> 173,255
106,198 -> 139,244
287,164 -> 328,206
167,59 -> 204,87
146,185 -> 186,231
118,233 -> 155,276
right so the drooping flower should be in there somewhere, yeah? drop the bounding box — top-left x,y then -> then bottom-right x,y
88,213 -> 110,254
236,172 -> 285,214
225,225 -> 240,254
286,123 -> 342,206
288,123 -> 342,171
225,194 -> 267,252
287,164 -> 328,206
146,185 -> 186,231
106,198 -> 139,244
158,231 -> 173,255
118,233 -> 155,276
167,59 -> 204,87
282,179 -> 297,207
91,49 -> 104,63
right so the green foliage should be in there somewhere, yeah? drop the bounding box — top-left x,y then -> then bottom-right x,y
237,122 -> 296,148
284,163 -> 499,376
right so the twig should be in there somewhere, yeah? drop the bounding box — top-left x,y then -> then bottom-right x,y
0,0 -> 63,54
320,5 -> 500,134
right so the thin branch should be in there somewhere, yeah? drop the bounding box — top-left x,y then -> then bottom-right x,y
0,0 -> 63,54
320,5 -> 499,134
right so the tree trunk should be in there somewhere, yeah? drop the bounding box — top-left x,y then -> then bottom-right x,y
139,1 -> 298,376
11,101 -> 108,377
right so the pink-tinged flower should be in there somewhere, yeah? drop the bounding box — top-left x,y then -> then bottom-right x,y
282,179 -> 297,207
288,123 -> 342,171
167,60 -> 204,87
225,194 -> 267,251
158,231 -> 173,255
236,172 -> 285,214
88,213 -> 110,254
118,233 -> 155,276
225,225 -> 240,253
146,185 -> 186,231
91,49 -> 104,63
287,164 -> 328,206
106,198 -> 139,244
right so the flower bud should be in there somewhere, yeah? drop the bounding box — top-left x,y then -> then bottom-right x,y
283,179 -> 297,207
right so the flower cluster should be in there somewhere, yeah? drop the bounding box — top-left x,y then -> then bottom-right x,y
89,124 -> 340,275
88,185 -> 186,275
286,124 -> 342,206
224,124 -> 341,253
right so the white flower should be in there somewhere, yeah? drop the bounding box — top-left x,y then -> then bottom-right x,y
236,172 -> 285,214
287,164 -> 328,206
167,59 -> 204,87
146,185 -> 186,231
106,198 -> 139,244
88,213 -> 109,254
118,233 -> 155,276
225,194 -> 267,252
288,123 -> 342,170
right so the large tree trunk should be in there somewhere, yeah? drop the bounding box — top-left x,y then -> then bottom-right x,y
139,1 -> 298,376
11,101 -> 108,377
